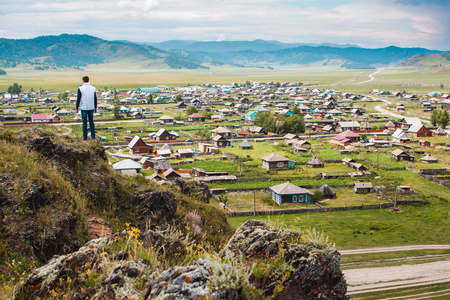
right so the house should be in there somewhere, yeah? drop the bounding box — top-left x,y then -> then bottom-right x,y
434,126 -> 446,135
175,101 -> 187,109
112,159 -> 142,175
213,135 -> 230,148
248,126 -> 263,134
147,173 -> 163,182
391,129 -> 410,143
284,133 -> 300,140
56,109 -> 71,116
237,129 -> 250,136
384,121 -> 397,131
318,183 -> 336,199
397,117 -> 422,130
245,111 -> 258,121
361,120 -> 372,132
336,121 -> 361,132
198,143 -> 220,154
331,130 -> 361,144
261,153 -> 295,170
391,149 -> 414,161
188,113 -> 206,122
31,114 -> 54,123
153,160 -> 174,174
158,115 -> 174,124
150,128 -> 177,141
292,140 -> 310,151
407,124 -> 432,138
349,162 -> 367,172
354,182 -> 374,193
127,136 -> 154,154
342,157 -> 356,166
163,168 -> 182,180
211,126 -> 233,138
306,156 -> 324,168
420,154 -> 438,163
269,182 -> 313,205
239,139 -> 253,149
139,157 -> 154,169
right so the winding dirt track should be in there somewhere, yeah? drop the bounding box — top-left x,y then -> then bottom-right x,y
340,245 -> 450,297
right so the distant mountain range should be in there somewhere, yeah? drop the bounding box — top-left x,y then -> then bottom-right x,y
0,34 -> 446,70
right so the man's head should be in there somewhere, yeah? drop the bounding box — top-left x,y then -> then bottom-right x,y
82,76 -> 89,83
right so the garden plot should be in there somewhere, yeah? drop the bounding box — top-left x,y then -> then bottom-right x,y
318,187 -> 385,208
225,190 -> 317,212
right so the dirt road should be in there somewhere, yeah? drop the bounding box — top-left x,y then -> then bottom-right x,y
341,245 -> 450,296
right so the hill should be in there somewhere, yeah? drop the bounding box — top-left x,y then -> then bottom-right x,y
169,44 -> 441,69
0,34 -> 207,70
0,129 -> 347,299
0,34 -> 443,70
400,52 -> 450,67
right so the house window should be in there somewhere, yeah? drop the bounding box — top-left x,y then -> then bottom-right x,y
293,196 -> 297,203
299,195 -> 304,203
135,149 -> 139,153
166,136 -> 169,140
277,162 -> 284,168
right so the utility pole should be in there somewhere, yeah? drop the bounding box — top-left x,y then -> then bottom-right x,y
394,185 -> 398,206
253,189 -> 256,216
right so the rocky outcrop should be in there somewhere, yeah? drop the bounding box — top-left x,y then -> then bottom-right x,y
14,220 -> 348,299
172,179 -> 211,203
131,190 -> 178,226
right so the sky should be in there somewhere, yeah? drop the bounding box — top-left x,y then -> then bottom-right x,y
0,0 -> 449,50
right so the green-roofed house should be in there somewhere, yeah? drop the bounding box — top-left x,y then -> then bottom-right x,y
136,87 -> 162,94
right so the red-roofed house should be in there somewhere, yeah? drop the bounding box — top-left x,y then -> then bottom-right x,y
31,114 -> 54,123
188,113 -> 206,122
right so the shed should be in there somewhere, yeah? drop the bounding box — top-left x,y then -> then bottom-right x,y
239,139 -> 253,150
318,183 -> 336,199
306,156 -> 324,168
420,154 -> 438,163
354,182 -> 374,193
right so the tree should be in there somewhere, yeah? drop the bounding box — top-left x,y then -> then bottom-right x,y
174,94 -> 183,102
440,83 -> 444,89
291,106 -> 301,116
186,106 -> 198,115
59,91 -> 68,101
112,106 -> 122,120
7,83 -> 22,94
146,94 -> 153,104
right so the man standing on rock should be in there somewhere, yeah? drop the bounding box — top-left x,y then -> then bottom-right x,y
76,76 -> 97,140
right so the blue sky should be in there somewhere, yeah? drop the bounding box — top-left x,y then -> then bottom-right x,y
0,0 -> 448,50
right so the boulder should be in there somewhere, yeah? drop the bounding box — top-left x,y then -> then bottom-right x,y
223,220 -> 348,300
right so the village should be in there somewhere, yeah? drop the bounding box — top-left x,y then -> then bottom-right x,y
1,81 -> 449,216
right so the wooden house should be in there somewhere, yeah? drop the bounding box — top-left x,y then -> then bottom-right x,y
269,182 -> 313,205
211,126 -> 233,138
420,154 -> 438,163
150,129 -> 177,141
354,182 -> 374,193
261,153 -> 295,170
112,159 -> 142,175
163,168 -> 182,180
127,136 -> 153,154
391,149 -> 414,161
407,124 -> 432,138
391,129 -> 410,143
213,135 -> 231,148
188,113 -> 206,122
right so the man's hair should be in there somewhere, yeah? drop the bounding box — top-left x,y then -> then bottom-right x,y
82,76 -> 89,83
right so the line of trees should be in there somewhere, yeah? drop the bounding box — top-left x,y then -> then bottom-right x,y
254,112 -> 305,134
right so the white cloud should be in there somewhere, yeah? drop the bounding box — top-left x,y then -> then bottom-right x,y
0,0 -> 448,49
